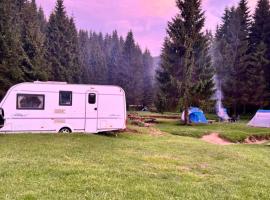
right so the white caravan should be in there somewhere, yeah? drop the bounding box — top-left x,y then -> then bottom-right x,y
0,81 -> 127,133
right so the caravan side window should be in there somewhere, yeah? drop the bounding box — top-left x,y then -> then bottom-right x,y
88,93 -> 96,104
17,94 -> 45,110
59,91 -> 72,106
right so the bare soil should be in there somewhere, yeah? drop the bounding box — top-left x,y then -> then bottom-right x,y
148,127 -> 164,136
202,133 -> 269,145
244,136 -> 269,144
201,133 -> 233,145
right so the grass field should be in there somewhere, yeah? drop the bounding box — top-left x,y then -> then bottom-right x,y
134,111 -> 270,142
155,119 -> 270,142
0,123 -> 270,199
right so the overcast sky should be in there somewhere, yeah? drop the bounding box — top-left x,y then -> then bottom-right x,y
36,0 -> 257,56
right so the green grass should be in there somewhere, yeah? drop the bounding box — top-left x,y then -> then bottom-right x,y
0,129 -> 270,199
130,111 -> 180,117
155,119 -> 270,142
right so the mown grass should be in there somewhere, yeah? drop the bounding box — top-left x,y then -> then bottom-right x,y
132,111 -> 269,142
0,130 -> 270,200
155,119 -> 270,142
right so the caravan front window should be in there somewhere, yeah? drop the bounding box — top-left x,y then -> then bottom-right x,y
59,91 -> 72,106
17,94 -> 45,110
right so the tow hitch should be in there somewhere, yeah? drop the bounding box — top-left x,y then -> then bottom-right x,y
0,108 -> 5,129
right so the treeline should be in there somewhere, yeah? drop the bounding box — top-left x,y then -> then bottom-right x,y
0,0 -> 154,106
156,0 -> 270,115
214,0 -> 270,114
78,31 -> 154,106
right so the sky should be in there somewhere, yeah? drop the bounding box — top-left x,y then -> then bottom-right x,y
36,0 -> 257,56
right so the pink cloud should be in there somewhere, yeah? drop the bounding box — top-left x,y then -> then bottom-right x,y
36,0 -> 257,56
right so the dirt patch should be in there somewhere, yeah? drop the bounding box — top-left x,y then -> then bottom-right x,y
244,136 -> 269,144
148,127 -> 164,136
202,133 -> 233,145
202,133 -> 270,145
124,128 -> 139,134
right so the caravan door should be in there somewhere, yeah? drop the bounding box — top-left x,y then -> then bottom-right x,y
85,91 -> 98,133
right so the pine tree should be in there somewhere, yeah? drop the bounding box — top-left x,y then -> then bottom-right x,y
156,38 -> 180,112
215,2 -> 251,115
106,31 -> 122,85
121,31 -> 138,106
0,0 -> 25,99
20,0 -> 48,81
37,7 -> 47,34
142,49 -> 154,107
45,0 -> 81,83
250,0 -> 270,105
191,34 -> 215,110
88,32 -> 108,84
246,42 -> 269,107
66,17 -> 82,83
156,0 -> 214,123
78,30 -> 91,83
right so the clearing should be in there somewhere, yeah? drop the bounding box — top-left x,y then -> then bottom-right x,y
0,114 -> 270,199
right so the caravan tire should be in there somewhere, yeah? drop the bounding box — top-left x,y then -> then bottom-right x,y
59,127 -> 72,134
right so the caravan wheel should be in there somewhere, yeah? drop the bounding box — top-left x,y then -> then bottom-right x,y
59,127 -> 72,134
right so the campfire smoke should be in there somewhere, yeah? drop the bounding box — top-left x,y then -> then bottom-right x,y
215,77 -> 230,121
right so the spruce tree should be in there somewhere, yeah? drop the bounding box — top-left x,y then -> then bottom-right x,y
20,0 -> 48,81
191,34 -> 215,109
215,2 -> 251,115
78,30 -> 91,83
0,0 -> 24,98
107,31 -> 122,85
45,0 -> 81,83
37,7 -> 47,34
142,49 -> 154,107
121,31 -> 137,106
66,17 -> 82,83
156,38 -> 180,111
88,32 -> 108,84
156,0 -> 214,123
246,42 -> 269,107
250,0 -> 270,105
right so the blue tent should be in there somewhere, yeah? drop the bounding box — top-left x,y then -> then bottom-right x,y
181,107 -> 208,124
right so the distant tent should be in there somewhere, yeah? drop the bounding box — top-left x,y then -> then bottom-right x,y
181,107 -> 208,124
248,110 -> 270,128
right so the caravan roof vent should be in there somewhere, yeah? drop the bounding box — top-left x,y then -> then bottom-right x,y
34,81 -> 68,84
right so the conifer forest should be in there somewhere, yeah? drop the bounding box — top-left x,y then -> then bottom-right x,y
1,0 -> 270,115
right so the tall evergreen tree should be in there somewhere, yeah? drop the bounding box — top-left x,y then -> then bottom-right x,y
250,0 -> 270,106
45,0 -> 81,83
0,0 -> 25,99
215,2 -> 251,114
20,0 -> 47,81
121,31 -> 141,106
191,34 -> 215,109
106,31 -> 122,85
245,42 -> 269,107
37,7 -> 47,34
88,32 -> 108,84
142,49 -> 154,107
156,38 -> 180,112
78,30 -> 91,83
156,0 -> 215,122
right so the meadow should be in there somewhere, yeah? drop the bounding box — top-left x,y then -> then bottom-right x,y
0,117 -> 270,199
